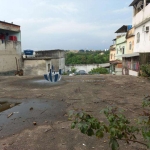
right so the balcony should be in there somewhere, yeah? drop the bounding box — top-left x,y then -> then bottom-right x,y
132,3 -> 150,27
126,28 -> 134,38
109,45 -> 116,51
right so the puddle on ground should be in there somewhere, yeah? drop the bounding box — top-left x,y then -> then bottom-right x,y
0,98 -> 67,138
32,79 -> 62,84
12,77 -> 66,89
0,102 -> 20,112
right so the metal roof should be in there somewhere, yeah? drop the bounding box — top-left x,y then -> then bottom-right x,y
129,0 -> 140,6
115,25 -> 128,33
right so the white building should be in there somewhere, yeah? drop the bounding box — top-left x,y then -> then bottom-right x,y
130,0 -> 150,53
23,50 -> 65,76
0,21 -> 22,75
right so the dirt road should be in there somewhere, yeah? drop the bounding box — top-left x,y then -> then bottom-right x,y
0,75 -> 149,150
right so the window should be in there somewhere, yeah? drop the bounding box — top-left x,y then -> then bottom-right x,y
122,47 -> 125,54
137,32 -> 140,43
142,25 -> 145,32
111,54 -> 113,59
129,42 -> 132,50
48,64 -> 50,72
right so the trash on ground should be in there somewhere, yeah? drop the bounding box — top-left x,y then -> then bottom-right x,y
7,113 -> 13,118
33,122 -> 37,125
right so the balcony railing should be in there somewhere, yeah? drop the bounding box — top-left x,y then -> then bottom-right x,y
127,28 -> 134,38
132,3 -> 150,27
109,45 -> 116,51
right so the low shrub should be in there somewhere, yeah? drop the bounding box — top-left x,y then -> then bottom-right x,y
89,67 -> 108,74
71,67 -> 77,73
140,64 -> 150,77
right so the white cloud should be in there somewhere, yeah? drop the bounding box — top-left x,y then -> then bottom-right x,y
38,20 -> 100,34
38,19 -> 122,34
51,3 -> 78,12
13,18 -> 61,24
34,1 -> 78,13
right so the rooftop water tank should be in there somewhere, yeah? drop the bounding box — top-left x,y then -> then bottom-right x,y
24,50 -> 34,55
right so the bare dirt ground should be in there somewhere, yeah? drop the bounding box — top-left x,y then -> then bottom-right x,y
0,75 -> 149,150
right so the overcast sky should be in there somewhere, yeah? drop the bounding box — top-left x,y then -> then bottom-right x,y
0,0 -> 133,50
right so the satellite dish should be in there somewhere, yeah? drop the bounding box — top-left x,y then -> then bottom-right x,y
136,1 -> 143,10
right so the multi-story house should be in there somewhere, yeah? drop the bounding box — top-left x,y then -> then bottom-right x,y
0,21 -> 22,75
122,27 -> 140,76
130,0 -> 150,53
109,39 -> 116,62
126,27 -> 135,54
122,0 -> 150,76
109,38 -> 123,75
109,25 -> 132,75
109,39 -> 116,74
115,25 -> 132,60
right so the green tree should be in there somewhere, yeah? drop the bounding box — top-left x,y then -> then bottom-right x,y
69,96 -> 150,150
65,51 -> 110,65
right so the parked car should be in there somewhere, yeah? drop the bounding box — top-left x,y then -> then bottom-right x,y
76,70 -> 87,75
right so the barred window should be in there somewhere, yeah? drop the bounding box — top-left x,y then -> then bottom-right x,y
129,42 -> 132,50
137,32 -> 140,43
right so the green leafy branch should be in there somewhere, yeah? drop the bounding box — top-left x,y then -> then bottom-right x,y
69,97 -> 150,150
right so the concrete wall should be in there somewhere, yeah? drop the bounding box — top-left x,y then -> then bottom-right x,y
126,28 -> 135,54
51,59 -> 59,71
0,41 -> 21,54
35,50 -> 64,58
24,57 -> 65,76
0,22 -> 20,32
45,58 -> 65,73
132,4 -> 150,27
110,50 -> 116,61
129,70 -> 138,76
65,64 -> 110,73
115,68 -> 122,75
0,24 -> 21,74
45,60 -> 51,73
0,55 -> 21,73
23,60 -> 46,76
134,20 -> 150,53
59,58 -> 65,72
0,40 -> 21,73
59,51 -> 65,57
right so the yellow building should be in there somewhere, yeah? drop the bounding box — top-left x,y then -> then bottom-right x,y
109,45 -> 116,61
109,39 -> 116,61
109,39 -> 122,75
122,27 -> 139,76
126,27 -> 135,54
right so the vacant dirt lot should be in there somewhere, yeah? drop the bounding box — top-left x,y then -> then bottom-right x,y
0,75 -> 149,150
